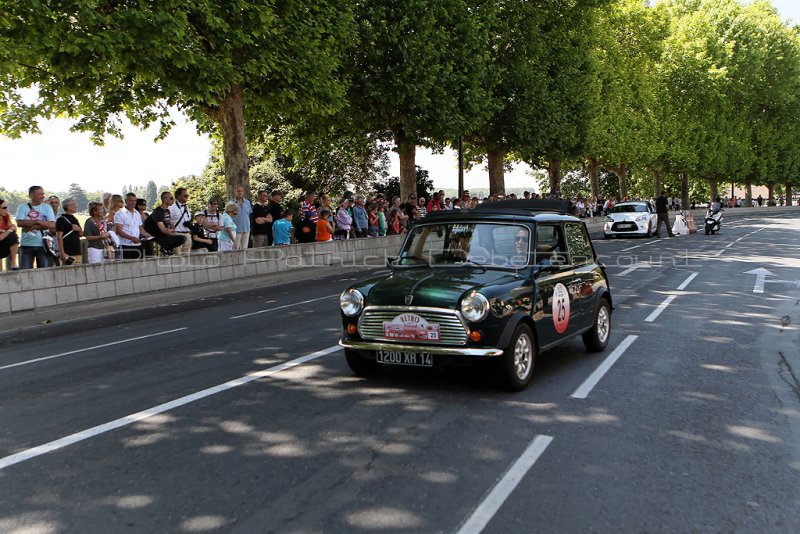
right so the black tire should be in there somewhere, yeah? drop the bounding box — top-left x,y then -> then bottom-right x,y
704,226 -> 710,235
498,324 -> 536,391
645,223 -> 653,238
604,233 -> 611,240
583,299 -> 611,352
345,349 -> 381,376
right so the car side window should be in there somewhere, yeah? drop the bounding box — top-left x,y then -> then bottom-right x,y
534,224 -> 567,266
565,223 -> 594,265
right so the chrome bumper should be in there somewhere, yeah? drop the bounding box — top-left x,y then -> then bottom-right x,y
339,339 -> 504,358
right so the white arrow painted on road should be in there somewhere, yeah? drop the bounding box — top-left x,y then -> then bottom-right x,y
745,267 -> 775,294
618,262 -> 651,276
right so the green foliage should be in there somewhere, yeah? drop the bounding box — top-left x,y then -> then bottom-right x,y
66,183 -> 89,212
375,167 -> 435,201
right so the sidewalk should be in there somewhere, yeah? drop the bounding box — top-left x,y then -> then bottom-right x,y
0,263 -> 379,348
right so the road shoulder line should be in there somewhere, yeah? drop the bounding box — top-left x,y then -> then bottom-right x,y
0,344 -> 341,472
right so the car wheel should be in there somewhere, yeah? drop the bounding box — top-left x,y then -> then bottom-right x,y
499,324 -> 536,391
646,223 -> 653,238
344,349 -> 381,376
604,233 -> 611,240
704,226 -> 710,235
583,299 -> 611,352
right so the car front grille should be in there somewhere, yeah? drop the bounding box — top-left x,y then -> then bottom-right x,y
611,222 -> 639,231
358,307 -> 469,346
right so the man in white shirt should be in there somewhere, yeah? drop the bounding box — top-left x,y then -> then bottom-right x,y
115,192 -> 152,259
169,187 -> 192,255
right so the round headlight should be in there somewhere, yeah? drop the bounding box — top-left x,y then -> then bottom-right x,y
460,292 -> 490,323
340,288 -> 364,317
605,216 -> 614,222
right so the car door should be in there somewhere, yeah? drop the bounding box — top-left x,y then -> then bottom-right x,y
533,222 -> 578,347
564,222 -> 597,330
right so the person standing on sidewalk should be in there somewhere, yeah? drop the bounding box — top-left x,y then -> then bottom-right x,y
15,185 -> 56,269
169,187 -> 193,255
655,192 -> 675,238
231,185 -> 252,250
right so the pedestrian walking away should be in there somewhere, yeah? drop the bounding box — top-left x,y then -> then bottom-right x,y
655,192 -> 675,238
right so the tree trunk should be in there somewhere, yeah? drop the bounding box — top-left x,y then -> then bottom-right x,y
767,184 -> 774,203
786,184 -> 793,206
681,173 -> 689,209
608,163 -> 628,199
653,169 -> 662,198
216,84 -> 250,199
487,147 -> 505,196
744,179 -> 753,207
548,159 -> 561,196
709,178 -> 718,202
588,158 -> 600,198
393,130 -> 417,201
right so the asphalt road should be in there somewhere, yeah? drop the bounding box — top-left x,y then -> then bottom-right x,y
1,208 -> 799,533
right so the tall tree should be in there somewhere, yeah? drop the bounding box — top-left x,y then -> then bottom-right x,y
0,1 -> 355,197
66,183 -> 89,212
345,0 -> 496,201
464,0 -> 606,196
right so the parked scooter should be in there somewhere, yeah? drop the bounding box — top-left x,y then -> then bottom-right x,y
704,208 -> 723,235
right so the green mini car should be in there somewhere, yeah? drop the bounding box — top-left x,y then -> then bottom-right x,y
339,199 -> 613,391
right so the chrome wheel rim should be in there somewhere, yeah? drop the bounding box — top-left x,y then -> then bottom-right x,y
597,306 -> 610,344
514,333 -> 533,380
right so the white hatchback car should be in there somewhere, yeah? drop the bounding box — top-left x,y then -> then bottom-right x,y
604,201 -> 657,238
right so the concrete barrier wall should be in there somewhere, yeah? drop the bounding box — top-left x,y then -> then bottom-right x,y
0,236 -> 405,315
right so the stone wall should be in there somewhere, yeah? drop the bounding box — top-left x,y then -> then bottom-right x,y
0,236 -> 405,314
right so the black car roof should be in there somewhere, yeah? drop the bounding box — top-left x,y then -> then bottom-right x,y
422,199 -> 581,223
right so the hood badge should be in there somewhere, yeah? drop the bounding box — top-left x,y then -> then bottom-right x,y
405,295 -> 414,305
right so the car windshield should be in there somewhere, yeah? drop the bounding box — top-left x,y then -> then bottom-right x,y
397,223 -> 530,268
612,204 -> 647,213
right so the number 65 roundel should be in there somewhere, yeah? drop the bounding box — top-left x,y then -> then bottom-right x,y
552,283 -> 571,334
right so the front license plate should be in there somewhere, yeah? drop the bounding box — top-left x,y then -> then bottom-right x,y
376,350 -> 433,367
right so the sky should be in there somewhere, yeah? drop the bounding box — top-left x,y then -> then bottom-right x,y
1,0 -> 797,195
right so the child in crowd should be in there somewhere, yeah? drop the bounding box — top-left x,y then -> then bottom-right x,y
272,209 -> 293,245
316,209 -> 334,242
191,212 -> 214,252
376,202 -> 387,236
367,202 -> 379,237
295,211 -> 317,243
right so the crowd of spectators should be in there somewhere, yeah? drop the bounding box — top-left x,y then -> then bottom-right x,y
2,183 -> 775,272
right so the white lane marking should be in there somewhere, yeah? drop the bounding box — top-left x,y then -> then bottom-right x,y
645,295 -> 677,322
0,345 -> 341,471
676,272 -> 699,291
619,240 -> 660,252
230,294 -> 339,319
618,263 -> 650,276
571,335 -> 638,399
0,328 -> 188,373
456,435 -> 554,534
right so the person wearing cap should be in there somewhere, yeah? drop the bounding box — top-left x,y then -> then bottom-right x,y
401,194 -> 417,222
191,212 -> 214,251
201,198 -> 222,252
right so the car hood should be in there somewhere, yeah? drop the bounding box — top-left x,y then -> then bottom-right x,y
609,212 -> 648,221
363,268 -> 520,309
